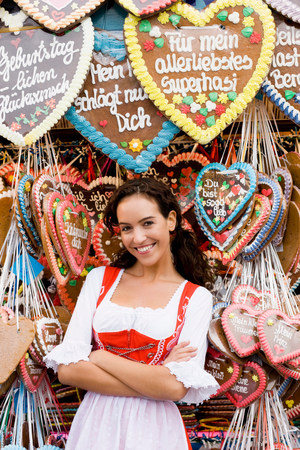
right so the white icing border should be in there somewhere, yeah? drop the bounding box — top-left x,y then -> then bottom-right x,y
265,0 -> 300,24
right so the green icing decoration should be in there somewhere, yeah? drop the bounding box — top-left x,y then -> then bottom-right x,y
285,90 -> 296,100
235,199 -> 240,204
209,93 -> 218,102
87,265 -> 94,272
183,96 -> 194,105
217,10 -> 228,21
213,218 -> 220,225
154,38 -> 164,48
85,227 -> 90,233
199,181 -> 203,186
278,176 -> 282,182
139,20 -> 151,32
169,14 -> 181,26
206,116 -> 215,127
59,267 -> 65,274
256,211 -> 260,217
243,7 -> 254,16
143,139 -> 152,146
228,92 -> 237,101
69,279 -> 77,286
242,27 -> 253,38
200,108 -> 208,117
120,142 -> 128,148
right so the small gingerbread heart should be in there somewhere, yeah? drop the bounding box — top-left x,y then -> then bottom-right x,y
17,351 -> 47,393
92,220 -> 124,265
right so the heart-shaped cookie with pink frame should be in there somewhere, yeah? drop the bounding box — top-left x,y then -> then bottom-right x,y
93,220 -> 123,265
0,11 -> 94,146
55,200 -> 92,276
124,0 -> 275,144
14,0 -> 105,33
232,284 -> 279,310
17,351 -> 47,393
225,361 -> 267,408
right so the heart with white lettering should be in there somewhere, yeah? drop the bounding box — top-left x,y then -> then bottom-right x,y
17,351 -> 47,393
264,0 -> 300,23
124,0 -> 275,144
66,31 -> 178,173
128,150 -> 210,213
262,14 -> 300,126
221,303 -> 262,358
195,162 -> 257,232
0,13 -> 93,146
55,199 -> 92,275
14,0 -> 104,33
93,220 -> 124,265
257,309 -> 300,365
205,345 -> 242,397
30,317 -> 63,364
225,361 -> 267,408
232,284 -> 279,310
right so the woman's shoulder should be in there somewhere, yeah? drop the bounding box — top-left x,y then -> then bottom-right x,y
187,282 -> 213,307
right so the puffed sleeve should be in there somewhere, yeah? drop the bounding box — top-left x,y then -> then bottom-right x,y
164,286 -> 219,404
43,266 -> 106,372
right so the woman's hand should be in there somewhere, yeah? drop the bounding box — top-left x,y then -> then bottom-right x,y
162,341 -> 197,366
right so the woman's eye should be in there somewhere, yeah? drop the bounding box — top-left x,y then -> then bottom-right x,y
144,221 -> 154,226
120,226 -> 131,232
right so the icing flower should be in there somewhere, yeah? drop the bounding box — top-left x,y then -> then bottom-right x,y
29,121 -> 35,127
143,40 -> 155,52
24,181 -> 31,192
64,210 -> 71,221
71,2 -> 79,10
215,104 -> 226,116
157,12 -> 169,24
11,122 -> 21,131
129,138 -> 143,152
206,101 -> 216,112
228,12 -> 240,24
252,375 -> 259,382
172,94 -> 183,104
250,32 -> 262,44
46,98 -> 56,109
149,26 -> 161,38
243,16 -> 254,27
196,93 -> 207,104
80,268 -> 88,277
218,93 -> 228,104
180,104 -> 190,114
190,102 -> 200,114
195,114 -> 206,126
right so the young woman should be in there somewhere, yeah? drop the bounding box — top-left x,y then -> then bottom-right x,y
45,178 -> 219,449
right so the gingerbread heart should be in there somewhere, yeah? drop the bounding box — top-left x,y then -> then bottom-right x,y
30,317 -> 63,364
232,284 -> 279,310
221,303 -> 261,358
264,0 -> 300,23
257,309 -> 300,365
0,190 -> 14,264
271,167 -> 293,246
116,0 -> 177,17
0,11 -> 94,146
129,150 -> 210,213
92,220 -> 123,265
262,13 -> 300,126
205,345 -> 242,397
195,162 -> 257,232
0,317 -> 35,383
66,31 -> 178,174
276,201 -> 300,274
17,351 -> 47,393
55,200 -> 92,275
281,379 -> 300,420
124,0 -> 275,144
15,202 -> 39,257
225,361 -> 267,408
14,0 -> 104,33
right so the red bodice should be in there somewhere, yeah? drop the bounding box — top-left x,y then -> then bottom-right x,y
92,267 -> 198,365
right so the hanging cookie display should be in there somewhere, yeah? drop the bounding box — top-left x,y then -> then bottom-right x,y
66,30 -> 179,173
0,7 -> 94,146
124,0 -> 275,144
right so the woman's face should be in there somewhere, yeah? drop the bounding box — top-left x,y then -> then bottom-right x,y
116,194 -> 176,267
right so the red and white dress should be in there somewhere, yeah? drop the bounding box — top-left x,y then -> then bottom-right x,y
45,266 -> 219,450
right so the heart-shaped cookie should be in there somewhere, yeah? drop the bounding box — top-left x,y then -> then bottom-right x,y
0,13 -> 94,146
30,317 -> 63,364
257,309 -> 300,365
262,13 -> 300,126
55,200 -> 92,275
129,150 -> 210,213
17,351 -> 47,393
225,361 -> 267,408
124,0 -> 275,144
205,345 -> 242,397
264,0 -> 300,23
66,31 -> 178,173
281,379 -> 300,420
0,317 -> 35,383
0,189 -> 14,264
116,0 -> 177,17
92,220 -> 123,265
14,0 -> 104,32
221,303 -> 261,357
195,162 -> 257,232
271,167 -> 293,247
276,201 -> 300,274
232,284 -> 279,310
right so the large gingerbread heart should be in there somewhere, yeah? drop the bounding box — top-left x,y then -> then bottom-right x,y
225,361 -> 267,408
221,303 -> 261,357
257,309 -> 300,365
262,14 -> 300,126
0,317 -> 35,383
66,31 -> 178,173
0,10 -> 93,146
14,0 -> 104,33
195,162 -> 257,232
124,0 -> 275,144
55,200 -> 92,275
264,0 -> 300,24
129,150 -> 210,213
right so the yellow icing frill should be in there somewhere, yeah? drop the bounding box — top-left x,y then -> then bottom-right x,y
124,0 -> 276,145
